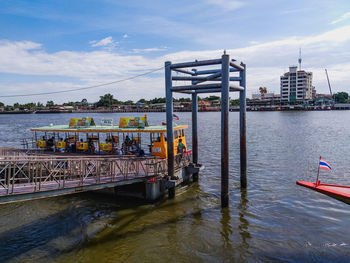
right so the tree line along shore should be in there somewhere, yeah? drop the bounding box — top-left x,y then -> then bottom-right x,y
1,92 -> 349,114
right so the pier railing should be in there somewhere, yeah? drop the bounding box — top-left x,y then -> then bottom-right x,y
0,156 -> 167,196
0,149 -> 192,197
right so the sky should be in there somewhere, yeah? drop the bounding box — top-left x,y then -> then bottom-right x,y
0,0 -> 350,105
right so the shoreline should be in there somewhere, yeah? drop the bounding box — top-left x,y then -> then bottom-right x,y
0,107 -> 349,114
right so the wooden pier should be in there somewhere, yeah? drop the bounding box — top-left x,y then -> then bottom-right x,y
0,148 -> 193,204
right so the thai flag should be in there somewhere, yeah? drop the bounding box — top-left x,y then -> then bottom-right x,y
173,114 -> 179,120
319,158 -> 332,172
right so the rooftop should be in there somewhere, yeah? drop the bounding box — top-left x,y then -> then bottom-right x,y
31,124 -> 188,133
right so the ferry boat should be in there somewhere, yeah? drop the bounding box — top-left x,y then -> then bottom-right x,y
30,115 -> 189,159
0,115 -> 200,203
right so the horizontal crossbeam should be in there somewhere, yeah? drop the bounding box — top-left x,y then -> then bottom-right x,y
170,59 -> 222,69
172,76 -> 242,82
172,68 -> 195,75
171,83 -> 221,91
171,84 -> 244,93
193,68 -> 239,75
230,61 -> 244,71
175,90 -> 194,94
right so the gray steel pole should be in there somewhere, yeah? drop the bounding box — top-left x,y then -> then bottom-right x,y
165,61 -> 174,179
239,63 -> 247,189
192,92 -> 198,165
221,54 -> 230,208
192,92 -> 199,182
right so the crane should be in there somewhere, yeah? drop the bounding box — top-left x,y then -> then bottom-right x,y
325,69 -> 333,98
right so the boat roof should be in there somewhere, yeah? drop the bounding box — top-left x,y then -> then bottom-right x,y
31,124 -> 188,133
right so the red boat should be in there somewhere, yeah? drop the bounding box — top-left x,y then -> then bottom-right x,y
296,181 -> 350,205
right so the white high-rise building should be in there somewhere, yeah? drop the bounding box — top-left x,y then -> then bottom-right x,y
280,66 -> 314,104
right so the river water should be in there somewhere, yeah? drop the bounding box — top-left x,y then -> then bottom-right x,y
0,111 -> 349,262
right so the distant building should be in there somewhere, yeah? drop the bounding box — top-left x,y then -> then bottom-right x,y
316,94 -> 332,99
249,92 -> 281,108
252,92 -> 275,101
174,102 -> 191,111
149,103 -> 166,111
314,97 -> 333,107
280,66 -> 315,104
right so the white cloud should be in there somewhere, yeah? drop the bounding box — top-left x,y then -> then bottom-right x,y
280,8 -> 308,15
132,47 -> 168,53
204,0 -> 245,11
330,11 -> 350,24
123,34 -> 128,39
0,40 -> 42,50
89,36 -> 118,49
1,24 -> 350,103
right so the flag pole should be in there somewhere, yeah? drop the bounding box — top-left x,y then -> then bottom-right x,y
315,156 -> 321,186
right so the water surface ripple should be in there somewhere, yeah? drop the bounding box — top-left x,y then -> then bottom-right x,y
0,111 -> 349,262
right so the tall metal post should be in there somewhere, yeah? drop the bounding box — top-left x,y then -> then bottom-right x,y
192,92 -> 199,182
165,61 -> 175,179
239,63 -> 247,189
221,54 -> 230,208
192,92 -> 198,165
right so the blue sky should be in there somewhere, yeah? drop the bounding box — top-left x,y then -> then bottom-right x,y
0,0 -> 350,104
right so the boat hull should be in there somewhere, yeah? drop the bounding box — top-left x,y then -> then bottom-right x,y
296,181 -> 350,205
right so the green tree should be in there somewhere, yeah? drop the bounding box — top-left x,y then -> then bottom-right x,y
24,102 -> 36,109
0,102 -> 4,107
230,99 -> 240,106
150,97 -> 166,104
175,98 -> 191,103
46,100 -> 55,107
5,106 -> 13,111
95,93 -> 120,107
124,100 -> 134,105
333,92 -> 348,103
137,98 -> 147,104
81,98 -> 88,106
13,102 -> 21,108
37,102 -> 44,108
63,102 -> 75,106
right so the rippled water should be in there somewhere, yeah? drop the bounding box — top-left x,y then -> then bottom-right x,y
0,112 -> 350,262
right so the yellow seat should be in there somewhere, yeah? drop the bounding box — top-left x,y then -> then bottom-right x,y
56,141 -> 66,149
77,142 -> 88,151
36,140 -> 46,148
99,143 -> 112,152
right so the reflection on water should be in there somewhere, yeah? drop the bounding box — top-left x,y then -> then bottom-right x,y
0,112 -> 350,262
238,189 -> 250,251
220,208 -> 232,251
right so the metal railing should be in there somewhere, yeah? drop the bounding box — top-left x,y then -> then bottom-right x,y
21,137 -> 37,149
0,148 -> 192,197
0,156 -> 167,195
175,150 -> 192,169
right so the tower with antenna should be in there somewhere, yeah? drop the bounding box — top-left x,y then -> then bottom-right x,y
298,48 -> 302,70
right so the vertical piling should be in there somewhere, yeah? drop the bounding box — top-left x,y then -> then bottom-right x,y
221,54 -> 230,208
165,61 -> 175,179
192,92 -> 199,182
239,63 -> 247,189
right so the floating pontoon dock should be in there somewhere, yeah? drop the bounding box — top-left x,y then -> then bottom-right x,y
0,148 -> 197,204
